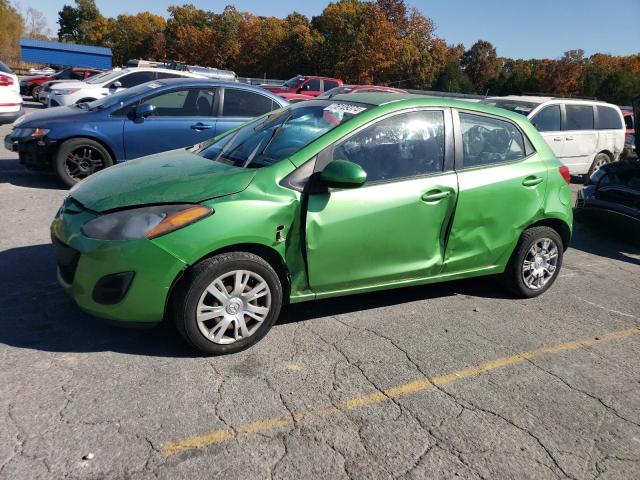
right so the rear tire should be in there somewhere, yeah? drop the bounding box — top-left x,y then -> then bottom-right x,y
503,226 -> 564,298
54,138 -> 113,187
587,152 -> 611,177
174,252 -> 283,355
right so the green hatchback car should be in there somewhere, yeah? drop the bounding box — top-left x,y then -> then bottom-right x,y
51,94 -> 573,354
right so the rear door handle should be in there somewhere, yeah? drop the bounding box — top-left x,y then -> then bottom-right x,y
553,137 -> 562,142
191,123 -> 214,131
522,176 -> 543,187
421,190 -> 450,202
565,137 -> 574,141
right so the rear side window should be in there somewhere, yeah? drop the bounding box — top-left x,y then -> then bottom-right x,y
117,71 -> 156,88
565,105 -> 594,130
329,110 -> 445,182
459,112 -> 526,167
531,105 -> 560,132
596,106 -> 623,130
324,80 -> 339,91
222,89 -> 275,117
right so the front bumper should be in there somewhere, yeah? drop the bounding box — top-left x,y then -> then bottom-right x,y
0,108 -> 23,126
5,133 -> 57,169
51,208 -> 187,324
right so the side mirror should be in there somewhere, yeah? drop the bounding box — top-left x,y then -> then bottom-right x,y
109,81 -> 122,91
134,103 -> 156,119
320,160 -> 367,188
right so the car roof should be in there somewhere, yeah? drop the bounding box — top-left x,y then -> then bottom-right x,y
327,92 -> 534,123
486,94 -> 618,107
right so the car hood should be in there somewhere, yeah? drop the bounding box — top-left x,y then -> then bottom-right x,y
14,105 -> 90,128
70,148 -> 257,212
51,80 -> 93,90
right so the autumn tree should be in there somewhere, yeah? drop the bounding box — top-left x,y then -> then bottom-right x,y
57,0 -> 107,45
0,0 -> 24,64
461,40 -> 500,93
109,12 -> 166,65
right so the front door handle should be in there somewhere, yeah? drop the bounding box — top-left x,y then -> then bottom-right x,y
522,176 -> 543,187
565,137 -> 574,141
191,123 -> 214,131
421,190 -> 450,202
553,137 -> 562,142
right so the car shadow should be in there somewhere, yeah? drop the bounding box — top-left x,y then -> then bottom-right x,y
0,243 -> 515,357
570,221 -> 640,266
0,157 -> 66,190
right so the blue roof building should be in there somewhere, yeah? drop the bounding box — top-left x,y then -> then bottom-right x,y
20,38 -> 112,70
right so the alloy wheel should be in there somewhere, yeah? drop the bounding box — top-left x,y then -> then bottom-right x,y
64,146 -> 106,181
521,238 -> 559,289
196,270 -> 272,344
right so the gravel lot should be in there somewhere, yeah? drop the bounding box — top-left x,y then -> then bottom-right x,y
1,103 -> 639,480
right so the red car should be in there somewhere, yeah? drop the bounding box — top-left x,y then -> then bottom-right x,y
262,75 -> 343,97
19,67 -> 103,97
319,84 -> 407,98
274,92 -> 314,103
622,109 -> 636,159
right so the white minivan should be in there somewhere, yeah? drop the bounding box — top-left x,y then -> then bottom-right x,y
482,95 -> 625,176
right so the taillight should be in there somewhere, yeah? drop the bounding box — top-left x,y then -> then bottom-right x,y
559,166 -> 571,184
0,74 -> 14,87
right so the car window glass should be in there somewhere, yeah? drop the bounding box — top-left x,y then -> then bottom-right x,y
565,105 -> 594,130
141,88 -> 215,116
324,80 -> 339,91
624,115 -> 633,130
116,71 -> 156,89
596,106 -> 623,130
306,79 -> 321,91
222,89 -> 275,117
156,72 -> 183,80
531,105 -> 560,132
460,112 -> 526,167
57,69 -> 72,80
330,110 -> 445,183
70,71 -> 84,80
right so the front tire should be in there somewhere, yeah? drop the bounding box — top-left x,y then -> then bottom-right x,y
54,138 -> 114,187
504,226 -> 563,298
174,252 -> 283,355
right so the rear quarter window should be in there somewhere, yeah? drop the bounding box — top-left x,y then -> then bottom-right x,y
596,106 -> 623,130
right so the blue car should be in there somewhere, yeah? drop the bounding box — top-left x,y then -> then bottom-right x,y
5,78 -> 288,186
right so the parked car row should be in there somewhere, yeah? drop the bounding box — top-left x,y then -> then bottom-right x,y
20,66 -> 104,99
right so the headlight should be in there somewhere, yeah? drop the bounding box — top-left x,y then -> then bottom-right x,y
12,127 -> 50,138
53,88 -> 80,95
82,204 -> 212,240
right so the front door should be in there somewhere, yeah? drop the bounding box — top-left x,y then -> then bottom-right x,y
123,87 -> 217,159
530,104 -> 564,160
444,110 -> 548,274
305,109 -> 458,292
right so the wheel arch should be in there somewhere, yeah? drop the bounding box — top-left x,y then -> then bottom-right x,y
55,135 -> 117,164
525,217 -> 571,251
163,242 -> 291,322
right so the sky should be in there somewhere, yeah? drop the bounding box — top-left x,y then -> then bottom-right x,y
16,0 -> 640,60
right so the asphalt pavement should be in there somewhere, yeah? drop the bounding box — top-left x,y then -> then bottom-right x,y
1,103 -> 639,479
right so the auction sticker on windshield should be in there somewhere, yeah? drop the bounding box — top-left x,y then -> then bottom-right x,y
324,103 -> 367,115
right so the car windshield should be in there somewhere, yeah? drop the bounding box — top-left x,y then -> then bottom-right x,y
85,70 -> 124,84
480,99 -> 540,116
0,61 -> 12,74
83,81 -> 166,111
283,76 -> 305,88
196,100 -> 372,169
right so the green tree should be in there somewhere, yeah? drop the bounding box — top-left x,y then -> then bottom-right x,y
597,71 -> 640,105
461,40 -> 500,93
57,0 -> 105,44
433,62 -> 473,93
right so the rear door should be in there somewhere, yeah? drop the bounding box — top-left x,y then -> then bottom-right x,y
123,87 -> 218,159
444,110 -> 547,274
530,104 -> 564,160
561,104 -> 597,175
214,87 -> 280,136
305,108 -> 458,292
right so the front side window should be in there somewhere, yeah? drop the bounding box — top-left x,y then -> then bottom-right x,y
531,105 -> 561,132
56,68 -> 73,80
324,80 -> 339,91
197,100 -> 372,169
460,112 -> 526,167
306,79 -> 321,91
328,110 -> 445,182
565,105 -> 594,130
70,70 -> 85,80
596,106 -> 623,130
117,71 -> 156,88
222,89 -> 276,117
141,88 -> 215,116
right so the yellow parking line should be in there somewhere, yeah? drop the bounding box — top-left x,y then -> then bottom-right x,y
162,325 -> 640,456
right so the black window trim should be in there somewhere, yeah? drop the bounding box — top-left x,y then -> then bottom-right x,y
453,108 -> 536,171
312,106 -> 455,189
